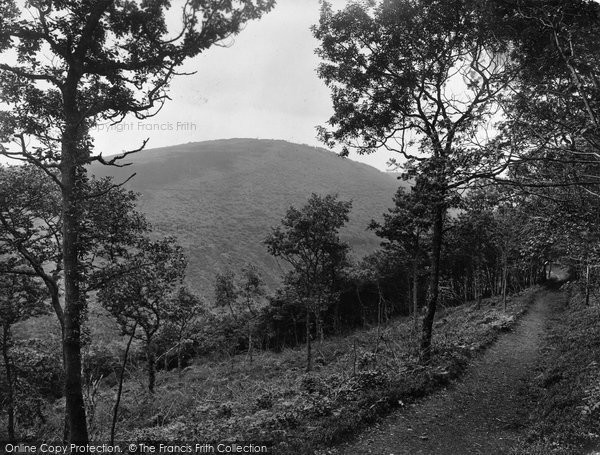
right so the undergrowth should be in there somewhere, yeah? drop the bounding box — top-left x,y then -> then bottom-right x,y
511,285 -> 600,455
62,289 -> 536,454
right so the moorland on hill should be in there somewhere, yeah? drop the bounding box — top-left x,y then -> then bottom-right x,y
90,138 -> 403,292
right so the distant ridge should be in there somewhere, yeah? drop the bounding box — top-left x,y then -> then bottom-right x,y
90,139 -> 403,293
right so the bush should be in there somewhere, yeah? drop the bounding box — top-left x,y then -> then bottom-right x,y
0,338 -> 63,437
11,339 -> 63,399
82,344 -> 121,386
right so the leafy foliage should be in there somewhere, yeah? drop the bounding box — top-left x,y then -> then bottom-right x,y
314,0 -> 515,357
159,286 -> 207,371
97,236 -> 187,392
0,0 -> 275,442
265,193 -> 352,370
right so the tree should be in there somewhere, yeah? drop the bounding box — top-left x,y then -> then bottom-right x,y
0,271 -> 47,442
0,0 -> 274,443
469,3 -> 600,301
452,199 -> 498,309
314,0 -> 513,359
97,235 -> 186,442
486,1 -> 600,196
486,191 -> 529,309
163,286 -> 206,372
0,164 -> 151,331
0,165 -> 62,334
213,265 -> 265,363
370,181 -> 432,332
214,270 -> 239,321
239,264 -> 265,362
98,236 -> 187,395
0,165 -> 151,442
514,183 -> 600,299
265,193 -> 351,372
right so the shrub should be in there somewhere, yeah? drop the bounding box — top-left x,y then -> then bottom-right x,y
82,344 -> 121,386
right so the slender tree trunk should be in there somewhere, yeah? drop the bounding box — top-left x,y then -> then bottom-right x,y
110,329 -> 135,445
247,325 -> 253,364
421,203 -> 444,361
585,263 -> 591,306
502,255 -> 508,311
293,316 -> 299,346
146,342 -> 156,393
375,280 -> 383,355
177,327 -> 184,374
305,308 -> 312,373
377,282 -> 382,328
475,266 -> 482,310
413,262 -> 419,334
61,121 -> 89,445
333,300 -> 341,334
178,343 -> 183,372
316,311 -> 324,345
314,310 -> 320,346
355,285 -> 366,326
2,324 -> 15,443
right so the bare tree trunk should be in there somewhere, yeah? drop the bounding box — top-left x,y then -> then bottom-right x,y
2,324 -> 15,443
247,326 -> 253,364
375,280 -> 383,355
110,329 -> 135,445
352,338 -> 357,375
292,316 -> 299,346
314,311 -> 320,346
333,300 -> 341,335
421,203 -> 444,361
61,121 -> 89,444
177,344 -> 183,372
305,308 -> 312,373
146,342 -> 156,393
413,263 -> 419,334
502,255 -> 508,311
585,263 -> 591,306
475,266 -> 482,310
317,312 -> 324,345
355,285 -> 366,326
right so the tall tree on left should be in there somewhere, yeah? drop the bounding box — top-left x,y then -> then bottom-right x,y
0,0 -> 275,443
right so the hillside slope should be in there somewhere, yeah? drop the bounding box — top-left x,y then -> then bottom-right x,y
90,139 -> 402,293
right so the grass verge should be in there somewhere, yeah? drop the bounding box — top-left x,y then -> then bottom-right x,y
71,289 -> 536,454
510,285 -> 600,455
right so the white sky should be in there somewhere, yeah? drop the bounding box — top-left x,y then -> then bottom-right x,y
91,0 -> 398,172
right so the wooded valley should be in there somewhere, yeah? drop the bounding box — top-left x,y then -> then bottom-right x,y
1,0 -> 599,454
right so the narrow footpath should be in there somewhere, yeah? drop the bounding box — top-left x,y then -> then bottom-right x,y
331,289 -> 564,455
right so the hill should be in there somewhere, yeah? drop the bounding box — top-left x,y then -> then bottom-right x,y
89,139 -> 402,293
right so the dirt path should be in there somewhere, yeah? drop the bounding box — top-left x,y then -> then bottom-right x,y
329,289 -> 564,455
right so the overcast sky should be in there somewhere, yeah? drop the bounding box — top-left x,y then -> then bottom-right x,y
91,0 -> 397,172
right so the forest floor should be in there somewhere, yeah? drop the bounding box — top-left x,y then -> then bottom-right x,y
326,287 -> 565,455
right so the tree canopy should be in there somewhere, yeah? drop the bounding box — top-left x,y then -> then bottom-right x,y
315,0 -> 515,358
0,0 -> 275,443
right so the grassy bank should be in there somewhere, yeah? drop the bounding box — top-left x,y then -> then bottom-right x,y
56,289 -> 535,454
511,285 -> 600,455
